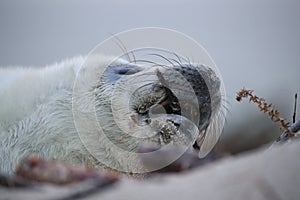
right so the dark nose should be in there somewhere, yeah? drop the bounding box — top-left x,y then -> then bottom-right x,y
167,64 -> 213,132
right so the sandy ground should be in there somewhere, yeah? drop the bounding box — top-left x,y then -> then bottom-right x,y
1,139 -> 300,200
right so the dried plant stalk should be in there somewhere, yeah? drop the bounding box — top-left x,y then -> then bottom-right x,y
236,88 -> 294,137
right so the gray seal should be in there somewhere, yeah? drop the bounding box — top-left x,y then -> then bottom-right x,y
0,55 -> 223,174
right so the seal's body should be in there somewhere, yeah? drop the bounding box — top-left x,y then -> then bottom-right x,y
0,55 -> 223,174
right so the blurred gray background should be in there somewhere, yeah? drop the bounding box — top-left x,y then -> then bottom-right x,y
0,0 -> 299,152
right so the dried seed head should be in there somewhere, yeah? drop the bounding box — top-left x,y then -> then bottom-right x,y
236,88 -> 294,137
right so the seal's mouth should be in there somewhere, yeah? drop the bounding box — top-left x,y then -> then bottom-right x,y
131,84 -> 200,146
104,63 -> 219,152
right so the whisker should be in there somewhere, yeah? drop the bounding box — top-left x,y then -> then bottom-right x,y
129,59 -> 170,70
131,50 -> 137,64
172,52 -> 183,64
169,58 -> 184,67
147,53 -> 176,67
110,34 -> 132,63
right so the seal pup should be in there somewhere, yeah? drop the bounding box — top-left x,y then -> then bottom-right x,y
0,54 -> 223,174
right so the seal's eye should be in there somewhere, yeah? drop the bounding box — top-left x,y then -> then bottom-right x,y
114,65 -> 141,75
104,65 -> 143,83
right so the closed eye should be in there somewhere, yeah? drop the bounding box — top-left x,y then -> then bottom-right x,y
104,64 -> 143,84
114,65 -> 142,75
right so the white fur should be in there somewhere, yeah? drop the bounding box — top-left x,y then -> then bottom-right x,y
0,55 -> 144,174
0,55 -> 223,174
0,57 -> 82,130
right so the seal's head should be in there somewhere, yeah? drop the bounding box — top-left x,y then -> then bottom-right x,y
92,55 -> 223,158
